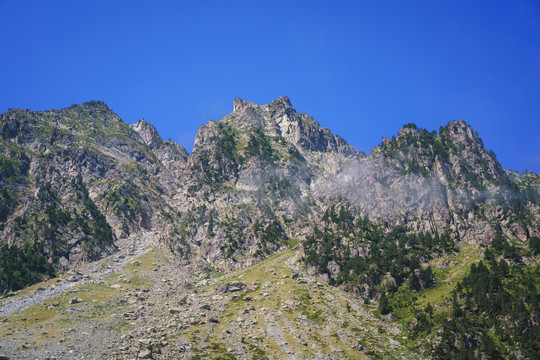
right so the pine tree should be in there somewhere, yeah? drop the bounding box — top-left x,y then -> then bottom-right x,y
379,292 -> 391,315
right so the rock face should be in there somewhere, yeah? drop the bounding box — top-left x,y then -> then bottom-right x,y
172,96 -> 366,271
315,121 -> 535,244
131,119 -> 164,149
0,97 -> 539,293
170,97 -> 539,275
130,118 -> 188,192
0,101 -> 178,291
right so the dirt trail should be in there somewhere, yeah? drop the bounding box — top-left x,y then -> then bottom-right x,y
0,231 -> 154,316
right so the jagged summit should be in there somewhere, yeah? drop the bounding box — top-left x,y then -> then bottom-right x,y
216,96 -> 359,157
268,95 -> 293,108
229,96 -> 297,131
232,98 -> 255,112
2,100 -> 113,118
79,99 -> 108,108
445,119 -> 483,146
67,100 -> 115,114
131,118 -> 164,148
232,95 -> 293,113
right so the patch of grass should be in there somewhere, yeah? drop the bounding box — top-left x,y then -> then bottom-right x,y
286,238 -> 301,249
76,283 -> 120,305
207,341 -> 237,359
107,318 -> 132,332
0,295 -> 79,345
419,244 -> 483,307
248,343 -> 269,360
128,275 -> 152,287
388,244 -> 485,323
305,307 -> 325,324
124,248 -> 162,273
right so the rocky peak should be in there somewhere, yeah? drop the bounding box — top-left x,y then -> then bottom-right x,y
232,96 -> 293,118
268,95 -> 293,111
397,127 -> 416,137
81,100 -> 108,108
131,119 -> 164,149
233,98 -> 257,112
165,139 -> 188,155
265,98 -> 357,157
231,97 -> 357,157
445,119 -> 483,147
68,100 -> 115,115
227,98 -> 266,131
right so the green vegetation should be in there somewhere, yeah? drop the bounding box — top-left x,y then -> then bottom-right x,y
402,123 -> 418,129
379,125 -> 453,173
286,238 -> 301,248
303,205 -> 453,294
0,241 -> 55,292
378,292 -> 391,315
195,123 -> 242,187
182,250 -> 411,360
105,183 -> 146,224
261,175 -> 301,201
207,341 -> 237,359
0,174 -> 114,292
304,203 -> 540,359
0,151 -> 29,223
530,236 -> 540,255
245,128 -> 275,163
416,252 -> 540,359
70,176 -> 114,248
253,218 -> 288,256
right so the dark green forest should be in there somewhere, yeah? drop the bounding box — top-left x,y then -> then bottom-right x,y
303,205 -> 453,296
303,204 -> 540,359
427,252 -> 539,359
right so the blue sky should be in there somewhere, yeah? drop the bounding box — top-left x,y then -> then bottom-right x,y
1,0 -> 539,172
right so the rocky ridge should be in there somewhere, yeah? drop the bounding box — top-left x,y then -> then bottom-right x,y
1,96 -> 538,291
0,96 -> 539,359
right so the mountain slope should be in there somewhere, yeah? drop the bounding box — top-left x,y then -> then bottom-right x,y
0,96 -> 538,359
0,101 -> 177,292
0,246 -> 420,359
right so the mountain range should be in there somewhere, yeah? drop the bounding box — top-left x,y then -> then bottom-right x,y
0,97 -> 538,359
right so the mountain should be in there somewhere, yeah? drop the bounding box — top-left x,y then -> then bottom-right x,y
0,102 -> 175,274
0,97 -> 538,359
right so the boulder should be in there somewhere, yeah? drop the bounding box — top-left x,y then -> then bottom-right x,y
138,348 -> 153,359
70,297 -> 83,304
217,281 -> 247,293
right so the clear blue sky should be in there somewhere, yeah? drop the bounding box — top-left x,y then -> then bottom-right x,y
1,0 -> 539,172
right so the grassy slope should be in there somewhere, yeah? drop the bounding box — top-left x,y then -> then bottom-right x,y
1,248 -> 422,359
183,250 -> 420,360
0,249 -> 159,354
390,244 -> 484,320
